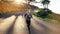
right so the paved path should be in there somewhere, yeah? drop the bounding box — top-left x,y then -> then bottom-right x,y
13,16 -> 29,34
0,15 -> 60,34
0,15 -> 16,34
30,16 -> 60,34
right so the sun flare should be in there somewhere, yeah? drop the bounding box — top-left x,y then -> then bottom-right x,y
14,0 -> 26,4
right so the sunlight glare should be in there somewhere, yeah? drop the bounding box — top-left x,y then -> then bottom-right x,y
14,0 -> 26,4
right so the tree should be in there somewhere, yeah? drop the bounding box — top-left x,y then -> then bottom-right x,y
41,0 -> 50,9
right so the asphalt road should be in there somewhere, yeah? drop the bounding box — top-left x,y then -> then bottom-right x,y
0,15 -> 60,34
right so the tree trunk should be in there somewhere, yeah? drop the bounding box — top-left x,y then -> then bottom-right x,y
47,4 -> 48,9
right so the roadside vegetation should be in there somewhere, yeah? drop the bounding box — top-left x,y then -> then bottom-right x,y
33,9 -> 60,26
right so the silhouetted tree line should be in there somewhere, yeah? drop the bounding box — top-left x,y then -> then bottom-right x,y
41,0 -> 50,9
33,0 -> 52,18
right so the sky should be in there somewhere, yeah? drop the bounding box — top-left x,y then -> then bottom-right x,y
30,0 -> 60,14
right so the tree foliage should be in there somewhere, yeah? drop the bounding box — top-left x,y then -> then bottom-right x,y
41,0 -> 50,8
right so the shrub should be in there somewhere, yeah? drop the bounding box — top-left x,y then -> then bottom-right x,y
36,9 -> 52,18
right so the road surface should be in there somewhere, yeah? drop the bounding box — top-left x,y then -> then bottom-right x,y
0,15 -> 60,34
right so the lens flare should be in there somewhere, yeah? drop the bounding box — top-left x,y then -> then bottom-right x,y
14,0 -> 26,4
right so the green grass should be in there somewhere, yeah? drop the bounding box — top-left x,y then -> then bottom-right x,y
33,9 -> 60,26
34,15 -> 60,26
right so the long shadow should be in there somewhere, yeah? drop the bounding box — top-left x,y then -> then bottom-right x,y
5,12 -> 23,34
31,18 -> 51,34
0,12 -> 26,34
6,16 -> 17,34
0,12 -> 22,18
0,14 -> 12,18
0,12 -> 22,34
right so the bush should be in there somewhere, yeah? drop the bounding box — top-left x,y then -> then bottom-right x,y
37,10 -> 48,18
36,9 -> 52,18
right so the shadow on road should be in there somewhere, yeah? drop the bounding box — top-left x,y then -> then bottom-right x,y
0,14 -> 12,18
0,12 -> 22,18
6,16 -> 17,34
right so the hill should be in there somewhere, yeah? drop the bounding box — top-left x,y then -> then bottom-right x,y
34,9 -> 60,26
